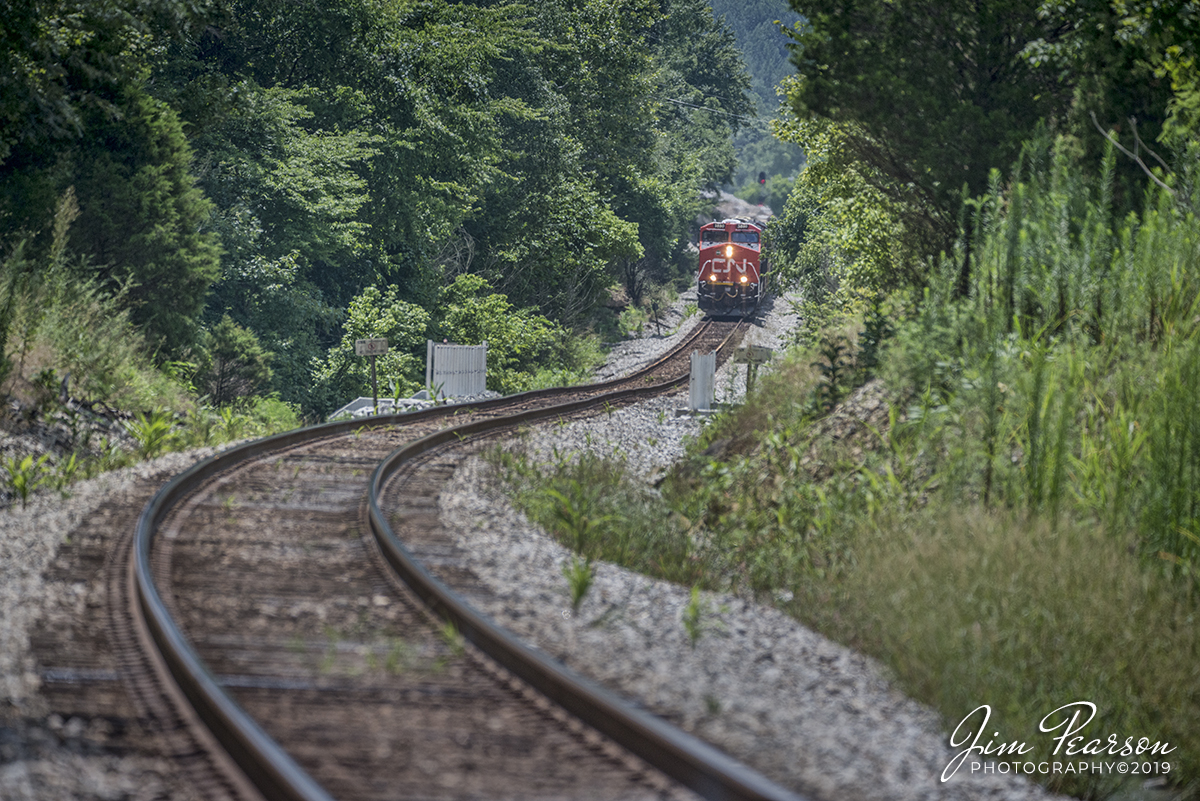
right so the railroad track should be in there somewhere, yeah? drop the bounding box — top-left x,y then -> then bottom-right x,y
39,317 -> 807,801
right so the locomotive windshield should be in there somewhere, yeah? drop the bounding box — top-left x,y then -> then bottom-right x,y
731,231 -> 760,244
701,229 -> 728,244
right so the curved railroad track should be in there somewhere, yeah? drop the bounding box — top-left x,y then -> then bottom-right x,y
108,316 -> 806,801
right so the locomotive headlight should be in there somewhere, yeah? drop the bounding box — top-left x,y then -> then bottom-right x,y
709,274 -> 717,282
740,275 -> 749,284
725,245 -> 733,258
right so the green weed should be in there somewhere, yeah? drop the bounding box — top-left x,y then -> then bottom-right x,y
320,626 -> 340,674
810,334 -> 851,413
618,306 -> 648,338
3,454 -> 50,508
51,452 -> 79,493
819,509 -> 1200,800
385,638 -> 411,674
562,555 -> 595,613
434,621 -> 465,671
123,409 -> 176,458
681,586 -> 707,649
489,446 -> 703,586
546,481 -> 610,556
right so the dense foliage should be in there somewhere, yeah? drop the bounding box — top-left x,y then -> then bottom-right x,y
1,0 -> 753,419
497,142 -> 1200,798
774,0 -> 1200,291
703,5 -> 1200,796
479,6 -> 1200,799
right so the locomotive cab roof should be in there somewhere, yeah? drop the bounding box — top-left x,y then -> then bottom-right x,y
702,217 -> 763,230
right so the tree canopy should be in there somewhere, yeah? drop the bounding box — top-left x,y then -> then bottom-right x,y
783,0 -> 1074,252
1,0 -> 755,416
778,0 -> 1199,278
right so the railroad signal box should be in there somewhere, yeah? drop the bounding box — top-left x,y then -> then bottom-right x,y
689,351 -> 716,411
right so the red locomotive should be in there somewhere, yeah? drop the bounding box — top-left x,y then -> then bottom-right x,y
697,218 -> 765,316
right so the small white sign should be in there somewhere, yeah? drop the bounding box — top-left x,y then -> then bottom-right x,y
734,345 -> 773,364
355,338 -> 389,357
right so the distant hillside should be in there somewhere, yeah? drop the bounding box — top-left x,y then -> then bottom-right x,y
708,1 -> 805,188
708,0 -> 801,115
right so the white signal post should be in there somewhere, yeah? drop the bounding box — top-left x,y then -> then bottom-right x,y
354,338 -> 389,414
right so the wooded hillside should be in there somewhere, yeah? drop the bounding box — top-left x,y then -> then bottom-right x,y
1,0 -> 752,417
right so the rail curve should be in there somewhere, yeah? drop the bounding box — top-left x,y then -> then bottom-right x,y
130,318 -> 806,801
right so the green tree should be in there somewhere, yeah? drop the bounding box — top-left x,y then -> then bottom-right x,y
639,0 -> 754,261
709,0 -> 807,185
768,113 -> 918,305
0,0 -> 190,166
448,0 -> 752,321
783,0 -> 1074,256
189,83 -> 378,404
710,0 -> 801,113
197,314 -> 273,406
436,274 -> 567,395
163,0 -> 548,406
1,0 -> 221,357
66,89 -> 222,355
1019,0 -> 1199,161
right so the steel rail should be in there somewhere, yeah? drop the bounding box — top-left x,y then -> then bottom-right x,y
130,317 -> 751,801
366,333 -> 807,801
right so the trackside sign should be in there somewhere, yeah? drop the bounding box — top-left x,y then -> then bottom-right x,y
354,338 -> 389,357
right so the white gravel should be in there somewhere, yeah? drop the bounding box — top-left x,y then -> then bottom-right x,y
566,289 -> 803,478
442,458 -> 1059,801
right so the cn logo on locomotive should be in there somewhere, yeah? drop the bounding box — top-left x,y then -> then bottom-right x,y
701,257 -> 752,279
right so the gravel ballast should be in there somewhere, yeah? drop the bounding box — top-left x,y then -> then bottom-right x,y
441,456 -> 1058,801
1,450 -> 224,800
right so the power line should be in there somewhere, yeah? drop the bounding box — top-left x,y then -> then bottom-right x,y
652,95 -> 752,120
652,95 -> 776,131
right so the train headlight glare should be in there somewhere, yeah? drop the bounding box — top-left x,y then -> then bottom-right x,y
709,274 -> 717,281
725,245 -> 733,258
740,275 -> 748,284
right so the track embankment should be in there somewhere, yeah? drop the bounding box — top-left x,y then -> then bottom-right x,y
106,318 -> 821,801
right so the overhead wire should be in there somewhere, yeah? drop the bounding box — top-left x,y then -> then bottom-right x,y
651,95 -> 780,134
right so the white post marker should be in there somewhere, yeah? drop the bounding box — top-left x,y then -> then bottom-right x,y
689,351 -> 716,411
354,338 -> 389,414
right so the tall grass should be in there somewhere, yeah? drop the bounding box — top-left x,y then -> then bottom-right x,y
488,445 -> 705,587
1,192 -> 188,410
1,191 -> 303,505
875,135 -> 1200,581
816,508 -> 1200,800
962,135 -> 1200,348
